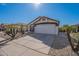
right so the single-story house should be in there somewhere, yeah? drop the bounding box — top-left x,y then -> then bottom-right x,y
28,16 -> 59,34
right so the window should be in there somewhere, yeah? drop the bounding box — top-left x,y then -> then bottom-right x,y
42,18 -> 46,21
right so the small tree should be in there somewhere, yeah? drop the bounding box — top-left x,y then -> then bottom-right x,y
60,25 -> 70,32
71,26 -> 78,32
60,25 -> 77,33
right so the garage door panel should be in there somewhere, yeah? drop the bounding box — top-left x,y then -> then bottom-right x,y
34,24 -> 58,34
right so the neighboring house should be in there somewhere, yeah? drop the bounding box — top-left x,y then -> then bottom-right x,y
28,16 -> 59,34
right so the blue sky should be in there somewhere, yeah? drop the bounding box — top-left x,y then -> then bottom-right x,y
0,3 -> 79,25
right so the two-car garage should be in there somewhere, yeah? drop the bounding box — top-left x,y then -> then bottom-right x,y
28,16 -> 59,35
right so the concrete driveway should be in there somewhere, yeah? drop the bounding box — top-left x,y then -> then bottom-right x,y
0,33 -> 55,56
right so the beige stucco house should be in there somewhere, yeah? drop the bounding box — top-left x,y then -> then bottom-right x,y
28,16 -> 59,34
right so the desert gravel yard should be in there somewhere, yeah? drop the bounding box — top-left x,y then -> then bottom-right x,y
0,32 -> 78,56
